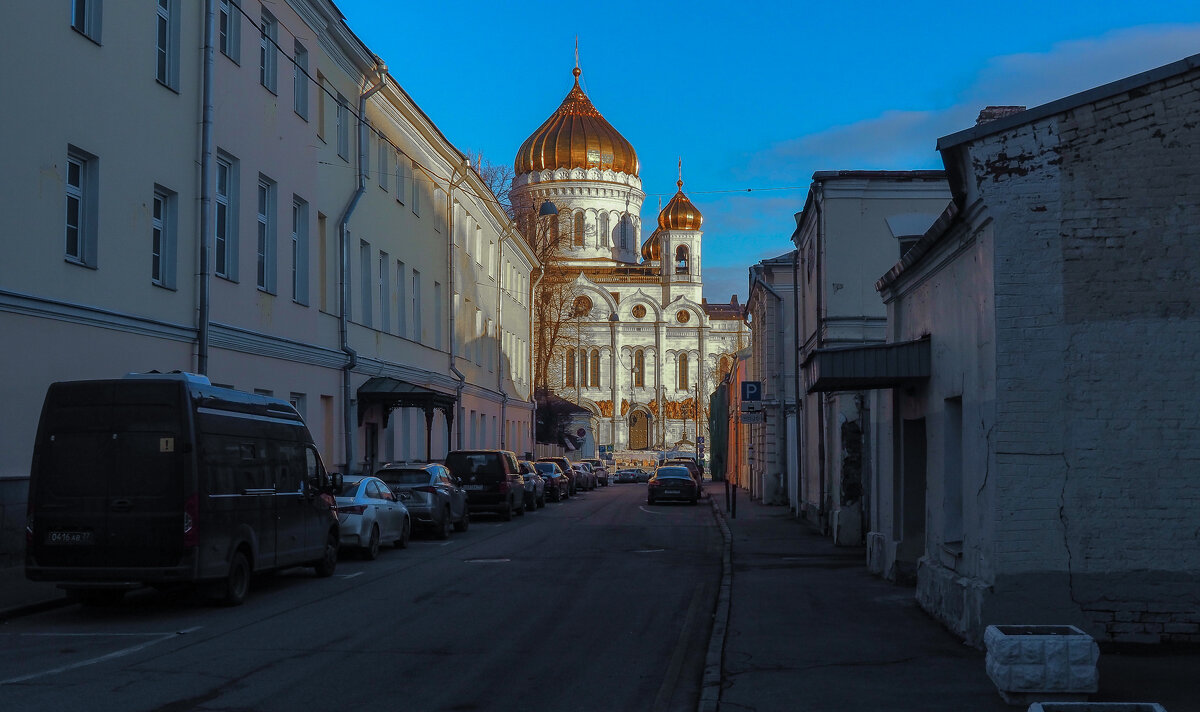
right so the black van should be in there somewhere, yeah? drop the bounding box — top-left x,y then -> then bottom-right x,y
444,450 -> 525,521
26,373 -> 341,605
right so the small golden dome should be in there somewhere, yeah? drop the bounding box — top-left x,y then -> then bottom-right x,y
640,228 -> 662,261
657,180 -> 703,231
514,69 -> 639,177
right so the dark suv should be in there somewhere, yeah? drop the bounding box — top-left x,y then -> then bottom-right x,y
445,450 -> 526,521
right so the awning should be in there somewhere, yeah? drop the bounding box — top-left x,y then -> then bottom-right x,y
356,377 -> 456,426
804,337 -> 930,393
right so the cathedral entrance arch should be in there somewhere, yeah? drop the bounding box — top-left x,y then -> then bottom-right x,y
628,409 -> 652,450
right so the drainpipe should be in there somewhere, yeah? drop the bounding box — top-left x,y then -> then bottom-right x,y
196,0 -> 216,375
792,248 -> 804,517
337,59 -> 387,474
446,159 -> 470,450
815,183 -> 828,530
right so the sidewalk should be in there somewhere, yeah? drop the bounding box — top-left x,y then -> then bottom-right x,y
704,484 -> 1200,712
0,563 -> 69,622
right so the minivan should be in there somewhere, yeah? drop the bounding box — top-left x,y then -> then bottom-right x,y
26,373 -> 342,606
444,450 -> 525,521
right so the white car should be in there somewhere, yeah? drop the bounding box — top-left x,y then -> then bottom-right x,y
335,476 -> 411,559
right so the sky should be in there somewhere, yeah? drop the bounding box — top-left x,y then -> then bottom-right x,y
335,0 -> 1200,303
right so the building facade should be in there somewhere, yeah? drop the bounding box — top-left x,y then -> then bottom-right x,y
0,1 -> 532,565
510,68 -> 747,458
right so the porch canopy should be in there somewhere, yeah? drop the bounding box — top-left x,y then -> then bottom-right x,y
357,377 -> 457,462
803,337 -> 930,393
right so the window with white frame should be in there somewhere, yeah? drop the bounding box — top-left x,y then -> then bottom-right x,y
396,260 -> 407,337
410,160 -> 420,215
218,0 -> 239,61
256,175 -> 276,293
433,281 -> 442,350
412,269 -> 422,343
151,186 -> 177,289
291,196 -> 309,305
599,212 -> 610,248
259,9 -> 277,93
214,153 -> 237,280
395,152 -> 406,204
359,240 -> 372,326
155,0 -> 180,90
293,40 -> 308,119
64,146 -> 98,268
378,250 -> 390,332
289,393 -> 307,421
71,0 -> 102,43
379,136 -> 389,191
336,94 -> 349,161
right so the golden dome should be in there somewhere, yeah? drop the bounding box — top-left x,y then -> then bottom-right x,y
640,228 -> 662,261
657,180 -> 703,231
514,68 -> 639,177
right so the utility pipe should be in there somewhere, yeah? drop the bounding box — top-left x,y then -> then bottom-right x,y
446,159 -> 470,450
196,0 -> 216,375
337,59 -> 387,474
792,248 -> 804,517
815,183 -> 828,529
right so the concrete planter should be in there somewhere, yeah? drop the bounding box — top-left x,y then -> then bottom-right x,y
985,624 -> 1099,705
1027,701 -> 1166,705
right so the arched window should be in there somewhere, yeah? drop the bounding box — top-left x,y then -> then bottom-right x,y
598,212 -> 610,248
573,210 -> 585,247
619,215 -> 631,250
677,353 -> 689,390
633,349 -> 645,388
590,349 -> 601,387
565,348 -> 576,387
675,245 -> 690,274
579,348 -> 588,387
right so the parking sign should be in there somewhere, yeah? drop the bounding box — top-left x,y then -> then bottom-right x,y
741,381 -> 762,401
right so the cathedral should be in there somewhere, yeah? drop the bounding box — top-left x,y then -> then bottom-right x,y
510,67 -> 748,456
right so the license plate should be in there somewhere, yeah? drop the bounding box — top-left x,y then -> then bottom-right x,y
665,490 -> 680,495
48,531 -> 94,545
463,484 -> 486,491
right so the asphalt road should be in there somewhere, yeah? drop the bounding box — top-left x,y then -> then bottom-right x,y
0,481 -> 721,712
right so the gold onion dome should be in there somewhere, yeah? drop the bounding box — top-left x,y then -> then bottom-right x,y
514,67 -> 639,177
641,228 -> 662,261
657,179 -> 703,230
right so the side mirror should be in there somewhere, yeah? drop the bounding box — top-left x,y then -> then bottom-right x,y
330,471 -> 344,495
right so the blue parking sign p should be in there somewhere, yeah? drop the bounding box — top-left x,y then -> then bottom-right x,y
741,381 -> 762,401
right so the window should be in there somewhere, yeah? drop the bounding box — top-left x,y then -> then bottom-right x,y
291,197 -> 309,305
359,241 -> 371,326
573,211 -> 584,247
379,136 -> 389,191
565,348 -> 576,387
452,292 -> 461,355
619,215 -> 631,250
410,161 -> 420,215
214,153 -> 237,280
675,245 -> 690,274
363,122 -> 371,177
218,0 -> 239,61
64,146 -> 98,268
434,281 -> 443,350
336,94 -> 350,161
259,10 -> 277,93
377,251 -> 391,332
474,308 -> 482,364
412,270 -> 422,343
677,353 -> 689,390
577,349 -> 587,386
633,349 -> 645,388
155,0 -> 179,90
395,152 -> 406,204
293,41 -> 308,119
396,261 -> 407,337
151,187 -> 177,289
317,213 -> 328,310
486,319 -> 494,372
316,72 -> 326,140
433,188 -> 443,231
590,350 -> 600,388
256,176 -> 276,293
599,212 -> 610,248
71,0 -> 102,43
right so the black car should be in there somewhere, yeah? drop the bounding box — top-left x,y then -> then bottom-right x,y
534,461 -> 570,502
445,450 -> 526,521
646,466 -> 699,505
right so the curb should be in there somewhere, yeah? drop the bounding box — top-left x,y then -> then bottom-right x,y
698,491 -> 732,712
0,595 -> 72,624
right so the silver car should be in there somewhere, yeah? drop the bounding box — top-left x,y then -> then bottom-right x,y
376,463 -> 469,539
335,476 -> 411,559
519,461 -> 546,509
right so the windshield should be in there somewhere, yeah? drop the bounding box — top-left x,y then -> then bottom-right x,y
653,468 -> 692,480
534,463 -> 558,475
376,469 -> 429,485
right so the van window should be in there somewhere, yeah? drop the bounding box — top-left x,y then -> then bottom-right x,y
204,436 -> 275,493
446,452 -> 508,476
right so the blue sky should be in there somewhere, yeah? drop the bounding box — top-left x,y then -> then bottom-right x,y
335,0 -> 1200,302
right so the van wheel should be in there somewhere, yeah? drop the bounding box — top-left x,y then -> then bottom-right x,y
363,525 -> 381,560
221,550 -> 251,606
437,508 -> 452,539
313,530 -> 338,577
395,518 -> 411,549
501,500 -> 513,521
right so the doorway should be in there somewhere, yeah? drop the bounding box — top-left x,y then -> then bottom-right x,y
629,410 -> 650,450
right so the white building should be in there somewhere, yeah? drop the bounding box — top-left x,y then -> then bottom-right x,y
510,68 -> 747,457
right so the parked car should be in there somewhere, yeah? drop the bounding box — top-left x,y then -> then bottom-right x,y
572,463 -> 596,491
581,458 -> 611,486
336,476 -> 412,558
446,450 -> 526,520
646,467 -> 699,506
375,463 -> 468,539
534,461 -> 570,501
664,458 -> 703,486
519,461 -> 546,509
26,373 -> 342,607
635,468 -> 651,483
615,468 -> 639,484
538,456 -> 578,496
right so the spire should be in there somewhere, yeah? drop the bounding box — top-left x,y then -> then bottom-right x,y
678,157 -> 683,190
573,37 -> 581,81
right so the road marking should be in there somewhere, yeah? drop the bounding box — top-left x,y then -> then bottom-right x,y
638,506 -> 667,514
634,549 -> 665,553
463,558 -> 510,563
0,626 -> 201,685
336,572 -> 363,579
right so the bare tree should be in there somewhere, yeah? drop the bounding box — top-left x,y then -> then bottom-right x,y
466,151 -> 515,219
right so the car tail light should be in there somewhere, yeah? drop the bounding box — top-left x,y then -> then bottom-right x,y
498,479 -> 510,494
339,504 -> 367,516
414,486 -> 438,494
183,493 -> 199,547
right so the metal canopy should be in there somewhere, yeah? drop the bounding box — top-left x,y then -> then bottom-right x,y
803,337 -> 930,393
357,377 -> 457,462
